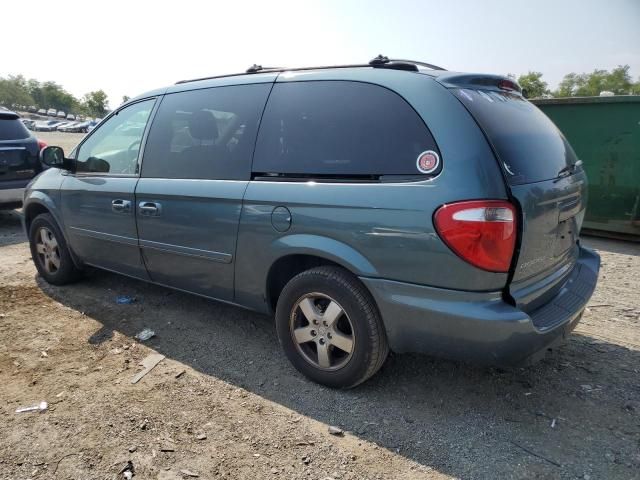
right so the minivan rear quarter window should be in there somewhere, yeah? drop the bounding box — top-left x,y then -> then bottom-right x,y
253,81 -> 440,179
453,89 -> 579,184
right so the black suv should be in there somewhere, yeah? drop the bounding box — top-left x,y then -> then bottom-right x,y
0,110 -> 45,208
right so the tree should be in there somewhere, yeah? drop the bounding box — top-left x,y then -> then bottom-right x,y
122,95 -> 131,104
517,71 -> 549,98
555,65 -> 635,97
0,75 -> 34,108
83,90 -> 109,117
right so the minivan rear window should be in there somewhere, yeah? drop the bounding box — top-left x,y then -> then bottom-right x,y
453,89 -> 578,185
253,81 -> 440,179
0,117 -> 30,140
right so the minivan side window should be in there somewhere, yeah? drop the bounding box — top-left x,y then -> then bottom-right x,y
253,81 -> 440,178
141,84 -> 271,180
75,99 -> 155,175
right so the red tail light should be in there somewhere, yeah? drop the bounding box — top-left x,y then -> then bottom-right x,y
434,200 -> 517,272
37,139 -> 47,151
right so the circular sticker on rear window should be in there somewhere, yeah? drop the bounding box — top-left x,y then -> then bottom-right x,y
416,150 -> 440,174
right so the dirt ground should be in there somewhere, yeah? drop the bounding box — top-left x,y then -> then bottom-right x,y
1,152 -> 639,478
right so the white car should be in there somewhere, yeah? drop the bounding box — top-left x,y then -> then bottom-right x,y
46,108 -> 57,117
57,111 -> 66,118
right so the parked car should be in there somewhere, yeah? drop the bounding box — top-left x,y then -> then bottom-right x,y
21,119 -> 36,130
37,108 -> 47,115
66,114 -> 76,120
46,108 -> 57,117
0,110 -> 46,208
24,58 -> 600,388
56,111 -> 66,118
28,106 -> 37,113
54,122 -> 74,131
61,120 -> 91,133
33,120 -> 65,132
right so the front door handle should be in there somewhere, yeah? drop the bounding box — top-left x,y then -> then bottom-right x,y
139,201 -> 162,216
112,199 -> 131,213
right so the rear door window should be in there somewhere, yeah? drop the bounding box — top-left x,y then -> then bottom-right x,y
0,116 -> 30,140
453,89 -> 579,184
141,84 -> 271,180
253,81 -> 440,179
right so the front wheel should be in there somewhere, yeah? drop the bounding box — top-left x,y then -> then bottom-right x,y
275,266 -> 389,388
29,213 -> 81,285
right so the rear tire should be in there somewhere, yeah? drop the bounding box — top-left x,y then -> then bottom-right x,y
275,266 -> 389,388
29,213 -> 81,285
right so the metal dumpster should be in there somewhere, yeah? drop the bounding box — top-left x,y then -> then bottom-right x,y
532,96 -> 640,241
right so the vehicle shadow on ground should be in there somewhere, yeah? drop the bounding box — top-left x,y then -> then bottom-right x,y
39,270 -> 640,479
0,210 -> 26,247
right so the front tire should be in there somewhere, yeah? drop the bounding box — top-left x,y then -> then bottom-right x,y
275,266 -> 389,388
29,213 -> 81,285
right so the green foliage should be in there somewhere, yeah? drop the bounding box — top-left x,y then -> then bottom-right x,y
555,65 -> 636,97
122,95 -> 131,104
0,75 -> 34,108
517,71 -> 549,98
0,75 -> 109,115
83,90 -> 109,117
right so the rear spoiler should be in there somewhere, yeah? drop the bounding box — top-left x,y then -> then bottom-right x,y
430,73 -> 522,94
0,111 -> 20,120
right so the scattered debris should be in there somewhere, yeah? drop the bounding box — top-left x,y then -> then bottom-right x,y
15,401 -> 48,413
131,353 -> 165,384
180,469 -> 199,478
302,455 -> 311,464
328,426 -> 344,436
129,446 -> 137,453
116,295 -> 137,305
52,453 -> 80,475
196,433 -> 207,440
160,446 -> 175,452
509,441 -> 561,467
135,328 -> 155,342
40,351 -> 48,358
580,384 -> 593,391
586,303 -> 612,308
175,370 -> 186,379
119,460 -> 135,478
550,418 -> 557,428
111,348 -> 123,355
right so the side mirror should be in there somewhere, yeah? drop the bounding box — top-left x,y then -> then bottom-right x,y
40,146 -> 72,170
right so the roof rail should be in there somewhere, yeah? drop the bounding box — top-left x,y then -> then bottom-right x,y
369,54 -> 446,71
175,56 -> 446,84
246,64 -> 285,73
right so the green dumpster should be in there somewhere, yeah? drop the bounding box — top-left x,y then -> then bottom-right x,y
532,96 -> 640,241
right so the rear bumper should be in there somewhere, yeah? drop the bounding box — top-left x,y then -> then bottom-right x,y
0,187 -> 25,206
361,246 -> 600,365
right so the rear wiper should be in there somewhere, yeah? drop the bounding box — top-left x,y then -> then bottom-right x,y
555,159 -> 583,181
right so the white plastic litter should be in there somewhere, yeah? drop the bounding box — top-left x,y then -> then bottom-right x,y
15,401 -> 48,413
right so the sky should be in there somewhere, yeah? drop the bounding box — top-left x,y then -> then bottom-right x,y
2,0 -> 639,109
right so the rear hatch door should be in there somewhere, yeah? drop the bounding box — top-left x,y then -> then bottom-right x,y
0,112 -> 39,182
451,84 -> 586,309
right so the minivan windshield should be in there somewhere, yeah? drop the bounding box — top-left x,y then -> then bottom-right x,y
453,89 -> 579,184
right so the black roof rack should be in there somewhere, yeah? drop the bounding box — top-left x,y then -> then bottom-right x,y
175,56 -> 446,84
369,54 -> 446,71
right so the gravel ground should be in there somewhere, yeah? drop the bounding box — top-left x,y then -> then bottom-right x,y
0,177 -> 639,478
35,131 -> 86,154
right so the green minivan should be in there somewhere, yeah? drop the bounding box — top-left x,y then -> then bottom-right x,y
24,57 -> 599,387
